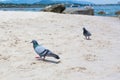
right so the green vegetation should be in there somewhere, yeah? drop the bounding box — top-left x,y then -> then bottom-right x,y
0,3 -> 48,8
0,2 -> 119,8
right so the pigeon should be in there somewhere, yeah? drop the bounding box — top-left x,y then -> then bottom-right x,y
83,27 -> 92,40
31,40 -> 60,60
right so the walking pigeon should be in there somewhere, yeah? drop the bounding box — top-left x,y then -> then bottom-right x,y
31,40 -> 60,60
83,27 -> 92,40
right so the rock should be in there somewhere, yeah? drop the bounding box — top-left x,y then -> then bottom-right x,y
115,11 -> 120,15
64,6 -> 94,15
71,9 -> 94,15
42,4 -> 65,13
98,11 -> 106,15
118,15 -> 120,19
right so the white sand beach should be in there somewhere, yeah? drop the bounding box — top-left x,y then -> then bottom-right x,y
0,11 -> 120,80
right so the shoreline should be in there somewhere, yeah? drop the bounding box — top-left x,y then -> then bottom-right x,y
0,10 -> 120,18
0,4 -> 120,17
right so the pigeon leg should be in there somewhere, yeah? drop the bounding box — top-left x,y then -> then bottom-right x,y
88,36 -> 91,40
85,36 -> 88,40
42,56 -> 46,60
35,55 -> 40,58
35,56 -> 43,60
87,36 -> 89,40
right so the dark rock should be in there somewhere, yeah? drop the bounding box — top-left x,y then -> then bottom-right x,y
42,4 -> 65,13
115,11 -> 120,15
98,11 -> 106,15
71,9 -> 94,15
64,6 -> 94,15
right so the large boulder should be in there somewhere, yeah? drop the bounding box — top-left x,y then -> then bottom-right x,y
64,6 -> 94,15
98,11 -> 106,15
42,4 -> 65,13
71,9 -> 94,15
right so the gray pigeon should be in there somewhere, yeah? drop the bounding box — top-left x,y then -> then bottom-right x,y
83,27 -> 92,40
31,40 -> 60,60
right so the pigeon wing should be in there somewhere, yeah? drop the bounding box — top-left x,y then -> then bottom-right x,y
87,31 -> 91,36
35,46 -> 46,55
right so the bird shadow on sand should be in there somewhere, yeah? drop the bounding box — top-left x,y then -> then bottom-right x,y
87,38 -> 92,40
84,38 -> 92,40
37,59 -> 61,64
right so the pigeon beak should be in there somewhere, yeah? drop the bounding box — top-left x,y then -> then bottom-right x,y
30,41 -> 32,43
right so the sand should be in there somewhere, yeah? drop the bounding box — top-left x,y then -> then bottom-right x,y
0,11 -> 120,80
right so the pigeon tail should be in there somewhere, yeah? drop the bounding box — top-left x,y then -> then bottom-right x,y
50,53 -> 60,59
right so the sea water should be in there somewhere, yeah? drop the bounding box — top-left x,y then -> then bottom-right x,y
0,5 -> 120,16
0,8 -> 42,12
93,5 -> 120,16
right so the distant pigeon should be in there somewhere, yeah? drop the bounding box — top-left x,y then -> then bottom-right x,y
31,40 -> 60,60
83,27 -> 92,40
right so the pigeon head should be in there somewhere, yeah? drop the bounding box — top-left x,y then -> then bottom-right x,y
31,40 -> 39,48
83,27 -> 86,30
83,27 -> 88,32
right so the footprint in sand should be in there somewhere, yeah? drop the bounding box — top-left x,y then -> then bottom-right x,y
83,54 -> 97,61
114,66 -> 120,73
116,66 -> 120,72
9,37 -> 20,47
30,62 -> 37,65
0,54 -> 10,60
68,67 -> 87,72
97,40 -> 111,48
